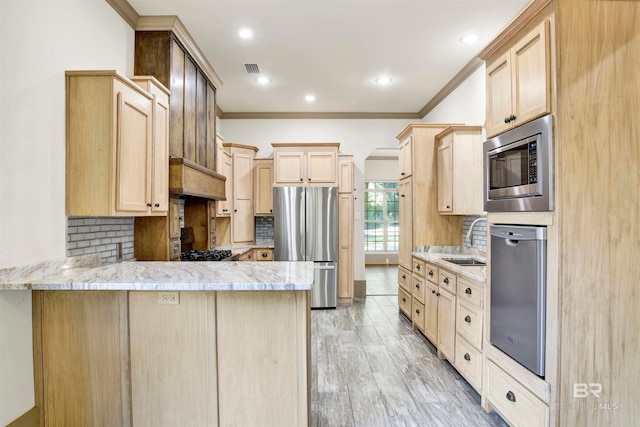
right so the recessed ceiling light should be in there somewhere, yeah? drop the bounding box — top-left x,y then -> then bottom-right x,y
256,76 -> 270,85
305,94 -> 316,102
460,34 -> 480,44
239,28 -> 253,39
375,76 -> 393,85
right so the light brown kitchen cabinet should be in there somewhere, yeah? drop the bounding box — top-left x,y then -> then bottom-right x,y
254,158 -> 274,215
436,126 -> 483,215
338,192 -> 354,303
396,124 -> 463,279
66,71 -> 168,217
486,19 -> 550,137
227,143 -> 258,243
424,280 -> 439,344
436,285 -> 456,362
338,155 -> 354,194
272,143 -> 339,185
216,137 -> 232,217
254,248 -> 273,261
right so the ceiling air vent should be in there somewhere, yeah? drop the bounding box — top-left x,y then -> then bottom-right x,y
244,63 -> 260,74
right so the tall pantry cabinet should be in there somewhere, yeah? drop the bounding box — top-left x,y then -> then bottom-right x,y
396,123 -> 464,270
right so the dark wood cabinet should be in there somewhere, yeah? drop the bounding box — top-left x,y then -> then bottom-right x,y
135,31 -> 216,171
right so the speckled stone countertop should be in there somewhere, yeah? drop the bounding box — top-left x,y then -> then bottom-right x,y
411,246 -> 487,283
215,243 -> 275,256
0,254 -> 313,291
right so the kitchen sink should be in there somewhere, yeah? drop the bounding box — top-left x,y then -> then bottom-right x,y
443,258 -> 486,267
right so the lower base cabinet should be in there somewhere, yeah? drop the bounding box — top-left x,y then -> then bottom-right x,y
398,286 -> 412,317
34,290 -> 310,427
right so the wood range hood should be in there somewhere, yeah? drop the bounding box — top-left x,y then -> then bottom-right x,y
169,157 -> 226,201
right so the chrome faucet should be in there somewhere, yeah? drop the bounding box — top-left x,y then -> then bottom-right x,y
466,217 -> 487,247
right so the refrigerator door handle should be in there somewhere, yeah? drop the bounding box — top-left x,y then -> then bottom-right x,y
314,264 -> 335,270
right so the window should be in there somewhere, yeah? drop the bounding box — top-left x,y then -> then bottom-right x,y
364,182 -> 399,251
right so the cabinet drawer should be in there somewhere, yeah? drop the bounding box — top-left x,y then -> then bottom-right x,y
412,275 -> 425,304
398,266 -> 411,291
398,287 -> 412,317
486,361 -> 549,427
457,277 -> 483,309
456,301 -> 483,349
412,258 -> 426,277
254,249 -> 273,261
439,269 -> 457,294
454,336 -> 482,392
424,261 -> 438,284
412,300 -> 425,332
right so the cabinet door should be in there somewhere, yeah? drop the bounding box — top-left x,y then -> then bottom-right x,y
233,154 -> 253,200
486,50 -> 513,137
437,289 -> 456,362
398,135 -> 412,178
183,57 -> 197,162
424,281 -> 438,344
338,158 -> 353,193
169,39 -> 185,158
151,88 -> 169,213
206,84 -> 216,170
274,151 -> 305,183
115,81 -> 152,214
398,178 -> 413,270
338,193 -> 353,299
307,151 -> 336,183
233,199 -> 254,243
195,70 -> 207,166
512,20 -> 550,127
437,135 -> 453,213
254,160 -> 273,215
216,148 -> 232,216
169,197 -> 181,240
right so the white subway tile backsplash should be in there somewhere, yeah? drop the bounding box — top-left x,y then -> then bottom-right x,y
462,215 -> 487,251
66,217 -> 134,262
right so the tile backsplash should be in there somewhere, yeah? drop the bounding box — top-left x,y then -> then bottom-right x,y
255,216 -> 274,245
66,217 -> 134,262
462,215 -> 487,251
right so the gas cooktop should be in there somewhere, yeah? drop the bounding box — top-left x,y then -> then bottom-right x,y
180,249 -> 233,262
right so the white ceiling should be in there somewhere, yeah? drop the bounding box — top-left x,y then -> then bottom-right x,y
128,0 -> 530,115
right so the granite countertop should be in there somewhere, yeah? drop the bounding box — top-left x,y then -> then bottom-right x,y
411,246 -> 487,283
215,243 -> 275,256
0,254 -> 313,291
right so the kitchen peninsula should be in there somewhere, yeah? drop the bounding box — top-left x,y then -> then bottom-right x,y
0,255 -> 313,427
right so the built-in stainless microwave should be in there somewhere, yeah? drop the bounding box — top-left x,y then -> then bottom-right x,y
483,114 -> 553,212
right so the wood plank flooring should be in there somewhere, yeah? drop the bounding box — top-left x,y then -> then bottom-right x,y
311,296 -> 507,427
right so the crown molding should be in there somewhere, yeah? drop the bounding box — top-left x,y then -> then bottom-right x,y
106,0 -> 139,28
220,111 -> 421,120
418,57 -> 484,118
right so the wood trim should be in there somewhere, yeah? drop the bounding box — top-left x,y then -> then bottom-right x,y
222,142 -> 259,152
395,122 -> 464,140
478,0 -> 553,60
135,15 -> 223,89
31,291 -> 44,427
6,407 -> 40,427
418,57 -> 484,118
220,111 -> 421,120
271,142 -> 341,148
216,105 -> 224,119
169,157 -> 226,179
105,0 -> 139,29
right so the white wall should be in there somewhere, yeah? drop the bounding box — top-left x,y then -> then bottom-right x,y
0,1 -> 134,424
423,64 -> 487,128
364,158 -> 398,181
219,118 -> 410,281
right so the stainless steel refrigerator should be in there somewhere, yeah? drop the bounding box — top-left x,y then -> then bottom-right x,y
273,186 -> 338,308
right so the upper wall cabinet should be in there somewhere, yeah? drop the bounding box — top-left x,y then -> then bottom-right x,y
486,20 -> 551,138
66,71 -> 169,217
254,158 -> 274,216
272,143 -> 340,186
134,31 -> 217,171
398,134 -> 413,179
436,126 -> 484,215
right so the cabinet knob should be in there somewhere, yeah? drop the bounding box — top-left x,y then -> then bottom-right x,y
415,308 -> 420,315
261,253 -> 268,258
415,283 -> 420,289
401,194 -> 405,198
446,205 -> 450,209
270,209 -> 273,212
402,297 -> 407,302
465,287 -> 472,295
402,274 -> 406,279
444,278 -> 449,284
154,203 -> 160,208
416,265 -> 420,270
506,391 -> 516,402
428,270 -> 433,277
234,209 -> 237,212
300,178 -> 303,181
465,315 -> 471,323
436,292 -> 440,297
504,117 -> 510,124
401,172 -> 406,176
464,353 -> 471,361
146,203 -> 152,207
432,290 -> 436,294
510,114 -> 516,122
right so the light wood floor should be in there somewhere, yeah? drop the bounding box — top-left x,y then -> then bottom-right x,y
365,266 -> 399,296
311,296 -> 507,426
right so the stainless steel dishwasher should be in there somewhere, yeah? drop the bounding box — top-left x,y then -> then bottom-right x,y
490,224 -> 547,377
